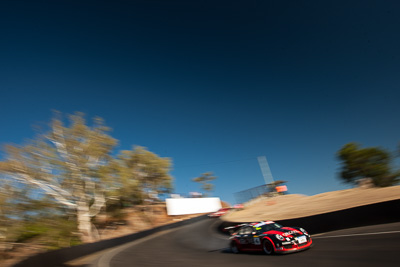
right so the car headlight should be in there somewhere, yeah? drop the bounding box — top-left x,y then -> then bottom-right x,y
275,234 -> 285,241
300,228 -> 308,234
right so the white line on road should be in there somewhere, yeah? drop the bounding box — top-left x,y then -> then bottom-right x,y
312,230 -> 400,239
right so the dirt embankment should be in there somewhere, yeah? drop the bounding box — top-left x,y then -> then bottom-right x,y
223,186 -> 400,222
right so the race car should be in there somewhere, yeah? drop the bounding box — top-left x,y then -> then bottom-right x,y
227,220 -> 312,254
208,208 -> 231,218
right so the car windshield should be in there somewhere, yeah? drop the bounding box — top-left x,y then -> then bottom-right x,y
255,223 -> 282,233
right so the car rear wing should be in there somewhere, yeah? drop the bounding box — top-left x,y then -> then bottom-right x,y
224,223 -> 248,235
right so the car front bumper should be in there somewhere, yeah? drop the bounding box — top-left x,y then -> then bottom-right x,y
275,240 -> 313,254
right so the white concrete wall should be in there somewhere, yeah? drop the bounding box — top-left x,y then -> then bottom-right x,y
165,197 -> 222,215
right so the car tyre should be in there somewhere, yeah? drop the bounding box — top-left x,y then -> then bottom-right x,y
262,239 -> 274,255
231,241 -> 240,254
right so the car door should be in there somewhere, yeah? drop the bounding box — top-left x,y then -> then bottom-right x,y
251,226 -> 263,249
237,226 -> 254,250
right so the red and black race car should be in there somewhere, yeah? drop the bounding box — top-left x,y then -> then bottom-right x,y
208,208 -> 232,218
226,221 -> 312,254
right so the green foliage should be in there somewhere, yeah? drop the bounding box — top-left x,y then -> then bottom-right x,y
6,208 -> 81,250
108,146 -> 174,207
192,172 -> 217,196
337,142 -> 399,187
15,223 -> 49,242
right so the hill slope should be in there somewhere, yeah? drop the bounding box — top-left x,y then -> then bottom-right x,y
223,186 -> 400,222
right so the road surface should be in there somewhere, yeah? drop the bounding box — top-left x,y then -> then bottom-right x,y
93,219 -> 400,267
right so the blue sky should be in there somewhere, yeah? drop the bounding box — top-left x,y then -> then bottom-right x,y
1,0 -> 399,205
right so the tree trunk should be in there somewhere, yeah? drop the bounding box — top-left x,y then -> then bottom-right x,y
77,201 -> 94,243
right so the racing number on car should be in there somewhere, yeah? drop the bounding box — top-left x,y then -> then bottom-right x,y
253,237 -> 261,245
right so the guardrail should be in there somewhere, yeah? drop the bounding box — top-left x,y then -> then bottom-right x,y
13,214 -> 208,267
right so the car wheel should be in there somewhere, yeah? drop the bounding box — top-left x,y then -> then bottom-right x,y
262,239 -> 274,255
231,241 -> 240,254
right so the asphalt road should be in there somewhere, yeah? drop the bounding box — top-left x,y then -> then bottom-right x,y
94,219 -> 400,267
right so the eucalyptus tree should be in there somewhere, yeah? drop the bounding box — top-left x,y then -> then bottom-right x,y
337,142 -> 399,187
0,112 -> 117,242
0,174 -> 49,249
112,146 -> 173,205
192,172 -> 217,196
0,180 -> 14,250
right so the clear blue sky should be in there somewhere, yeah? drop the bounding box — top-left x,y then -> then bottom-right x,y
1,0 -> 399,205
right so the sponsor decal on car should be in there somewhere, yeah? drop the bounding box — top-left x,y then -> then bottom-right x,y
253,237 -> 261,245
296,236 -> 307,244
282,230 -> 301,237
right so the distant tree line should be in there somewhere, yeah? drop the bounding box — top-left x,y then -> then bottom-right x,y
337,142 -> 400,187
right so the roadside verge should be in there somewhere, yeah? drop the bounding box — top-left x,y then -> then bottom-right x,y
13,215 -> 207,267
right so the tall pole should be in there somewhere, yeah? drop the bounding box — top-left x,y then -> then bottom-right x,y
257,156 -> 274,185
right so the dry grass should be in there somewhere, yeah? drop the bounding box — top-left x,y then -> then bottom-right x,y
223,185 -> 400,222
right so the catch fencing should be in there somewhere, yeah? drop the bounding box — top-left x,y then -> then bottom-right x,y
234,184 -> 273,204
